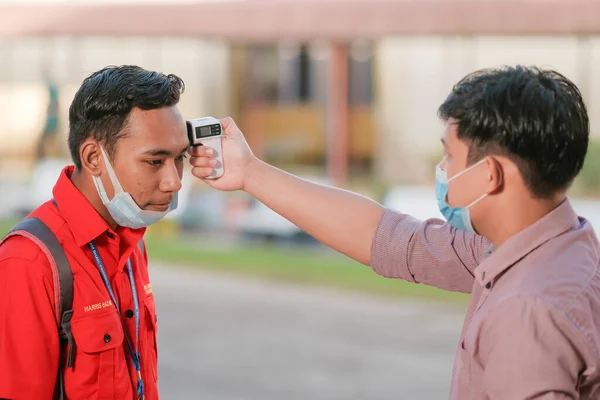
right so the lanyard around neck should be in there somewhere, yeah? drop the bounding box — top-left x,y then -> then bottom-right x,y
88,242 -> 144,399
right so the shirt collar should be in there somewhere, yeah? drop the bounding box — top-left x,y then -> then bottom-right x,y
52,166 -> 145,248
475,198 -> 580,287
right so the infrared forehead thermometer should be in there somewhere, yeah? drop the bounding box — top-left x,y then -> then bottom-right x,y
186,116 -> 224,179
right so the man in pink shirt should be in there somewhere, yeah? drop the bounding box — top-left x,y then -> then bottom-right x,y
189,65 -> 600,398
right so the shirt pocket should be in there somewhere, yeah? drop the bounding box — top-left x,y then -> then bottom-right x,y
144,296 -> 159,383
67,309 -> 131,400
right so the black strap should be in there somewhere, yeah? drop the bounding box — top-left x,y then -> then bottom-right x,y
5,218 -> 74,400
8,219 -> 74,326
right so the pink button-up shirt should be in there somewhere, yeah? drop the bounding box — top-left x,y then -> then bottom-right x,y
371,198 -> 600,399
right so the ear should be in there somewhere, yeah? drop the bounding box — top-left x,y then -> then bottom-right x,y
80,140 -> 104,176
484,156 -> 503,195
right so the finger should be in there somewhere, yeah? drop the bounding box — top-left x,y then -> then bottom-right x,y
219,116 -> 236,131
189,156 -> 217,168
191,166 -> 214,179
188,145 -> 214,157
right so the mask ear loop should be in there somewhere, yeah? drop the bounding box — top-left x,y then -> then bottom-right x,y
92,175 -> 112,204
465,158 -> 504,208
465,192 -> 488,208
99,146 -> 126,194
448,158 -> 487,183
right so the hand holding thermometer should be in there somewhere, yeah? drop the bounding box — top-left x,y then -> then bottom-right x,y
186,117 -> 224,179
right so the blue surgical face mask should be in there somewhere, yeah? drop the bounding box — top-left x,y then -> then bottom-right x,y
435,158 -> 488,233
92,146 -> 178,229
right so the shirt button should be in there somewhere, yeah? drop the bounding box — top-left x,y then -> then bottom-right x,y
107,232 -> 115,239
485,282 -> 492,290
125,309 -> 134,319
104,333 -> 111,343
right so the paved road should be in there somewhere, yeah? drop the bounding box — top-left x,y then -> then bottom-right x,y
151,264 -> 466,400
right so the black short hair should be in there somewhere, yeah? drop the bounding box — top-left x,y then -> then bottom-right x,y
68,65 -> 185,169
438,65 -> 589,199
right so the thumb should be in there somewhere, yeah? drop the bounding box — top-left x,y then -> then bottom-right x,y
219,117 -> 237,132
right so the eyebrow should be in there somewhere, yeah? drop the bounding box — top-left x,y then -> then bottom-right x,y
143,145 -> 189,157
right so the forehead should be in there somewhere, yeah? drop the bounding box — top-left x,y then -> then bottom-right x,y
442,120 -> 460,146
123,106 -> 188,150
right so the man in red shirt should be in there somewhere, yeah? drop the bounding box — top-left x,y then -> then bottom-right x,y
0,65 -> 189,399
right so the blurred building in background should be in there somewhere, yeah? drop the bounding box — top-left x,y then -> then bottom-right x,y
4,4 -> 600,396
1,0 -> 600,188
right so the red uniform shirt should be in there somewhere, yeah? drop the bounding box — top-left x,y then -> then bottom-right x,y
0,166 -> 160,400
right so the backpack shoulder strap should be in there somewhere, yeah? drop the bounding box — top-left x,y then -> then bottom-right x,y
2,217 -> 75,399
4,218 -> 73,325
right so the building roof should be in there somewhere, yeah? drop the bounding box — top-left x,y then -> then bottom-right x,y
1,1 -> 600,40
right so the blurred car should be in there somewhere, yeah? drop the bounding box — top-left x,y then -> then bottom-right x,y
382,185 -> 600,235
381,185 -> 443,221
237,176 -> 332,243
22,157 -> 70,215
0,179 -> 31,220
176,188 -> 229,232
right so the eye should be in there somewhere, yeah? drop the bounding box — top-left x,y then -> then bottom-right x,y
175,154 -> 187,162
146,159 -> 163,167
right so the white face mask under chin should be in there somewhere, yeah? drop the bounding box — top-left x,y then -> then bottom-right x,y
92,146 -> 178,229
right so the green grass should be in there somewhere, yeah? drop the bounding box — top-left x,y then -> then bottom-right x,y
0,220 -> 16,236
145,234 -> 468,303
0,218 -> 468,304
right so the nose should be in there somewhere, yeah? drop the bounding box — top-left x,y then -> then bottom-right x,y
438,156 -> 448,170
159,161 -> 183,193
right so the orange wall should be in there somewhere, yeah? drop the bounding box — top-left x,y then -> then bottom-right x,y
241,104 -> 375,163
